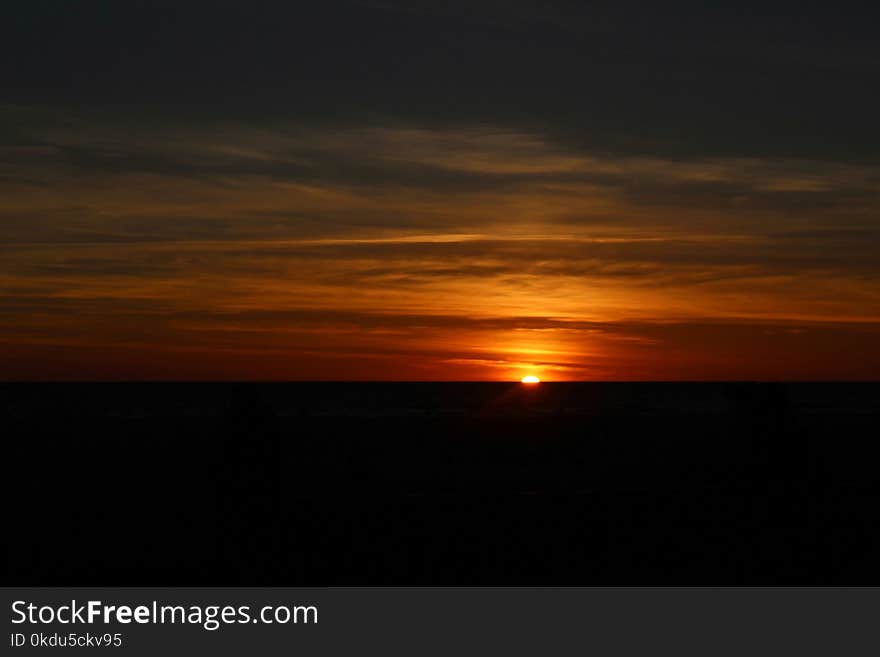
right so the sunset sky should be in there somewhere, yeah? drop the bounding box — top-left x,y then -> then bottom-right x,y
2,0 -> 879,380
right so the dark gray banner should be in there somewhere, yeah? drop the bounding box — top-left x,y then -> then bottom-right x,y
2,588 -> 877,656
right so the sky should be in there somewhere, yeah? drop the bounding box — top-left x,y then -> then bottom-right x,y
1,0 -> 879,380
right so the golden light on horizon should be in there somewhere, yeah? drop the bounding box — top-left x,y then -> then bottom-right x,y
521,375 -> 541,384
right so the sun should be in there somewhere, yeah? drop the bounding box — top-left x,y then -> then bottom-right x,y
521,375 -> 541,384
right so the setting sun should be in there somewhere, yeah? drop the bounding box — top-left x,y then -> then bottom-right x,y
521,375 -> 541,384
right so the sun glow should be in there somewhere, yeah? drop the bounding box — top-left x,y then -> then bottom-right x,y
521,375 -> 541,384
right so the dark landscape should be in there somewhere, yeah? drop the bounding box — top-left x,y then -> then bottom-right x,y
7,382 -> 879,585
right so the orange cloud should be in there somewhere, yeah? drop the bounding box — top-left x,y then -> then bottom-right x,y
2,114 -> 880,379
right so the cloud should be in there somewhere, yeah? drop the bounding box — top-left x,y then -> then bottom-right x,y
2,109 -> 879,378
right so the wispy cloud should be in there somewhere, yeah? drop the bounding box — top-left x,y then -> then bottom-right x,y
2,109 -> 879,378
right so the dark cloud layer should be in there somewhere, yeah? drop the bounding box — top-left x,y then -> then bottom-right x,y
3,1 -> 879,159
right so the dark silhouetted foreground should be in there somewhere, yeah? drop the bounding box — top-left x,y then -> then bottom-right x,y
5,383 -> 879,584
